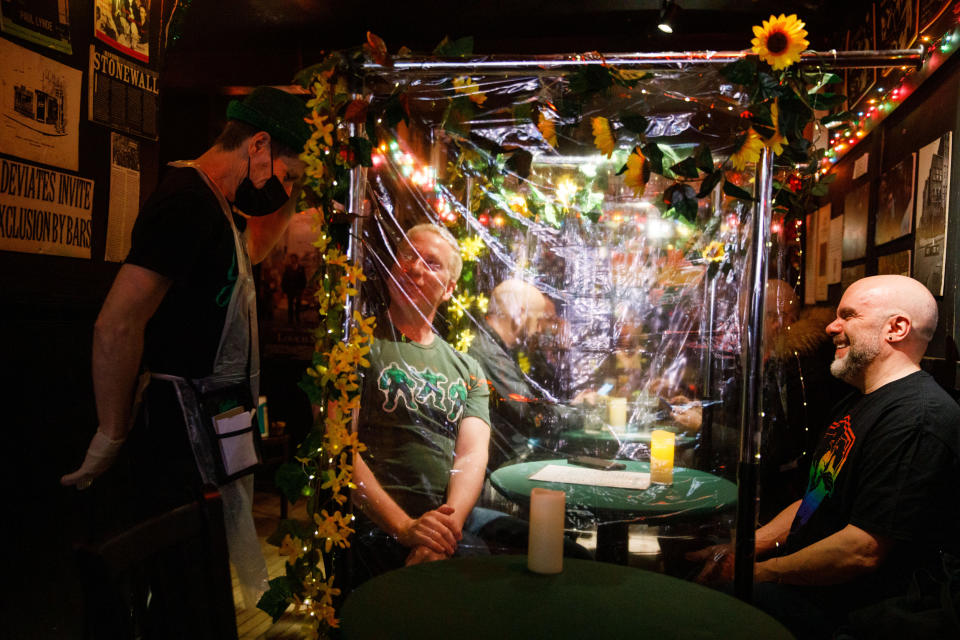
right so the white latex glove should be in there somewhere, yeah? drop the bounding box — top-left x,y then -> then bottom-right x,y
60,430 -> 126,489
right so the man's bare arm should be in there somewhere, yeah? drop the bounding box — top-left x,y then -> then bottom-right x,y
755,523 -> 892,585
444,416 -> 490,529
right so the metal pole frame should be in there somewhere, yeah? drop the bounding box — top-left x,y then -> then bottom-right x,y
345,48 -> 925,596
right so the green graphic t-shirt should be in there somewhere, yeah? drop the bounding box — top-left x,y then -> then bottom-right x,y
359,325 -> 490,517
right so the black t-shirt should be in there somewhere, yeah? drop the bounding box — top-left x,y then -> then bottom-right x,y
784,370 -> 960,608
125,166 -> 245,378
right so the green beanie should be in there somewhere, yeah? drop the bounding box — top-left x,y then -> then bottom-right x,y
226,86 -> 310,153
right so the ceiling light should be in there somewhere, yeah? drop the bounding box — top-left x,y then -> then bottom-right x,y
658,0 -> 679,34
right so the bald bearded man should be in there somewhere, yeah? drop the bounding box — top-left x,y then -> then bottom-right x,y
688,275 -> 960,639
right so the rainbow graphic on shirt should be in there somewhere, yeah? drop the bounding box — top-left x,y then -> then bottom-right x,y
794,415 -> 856,527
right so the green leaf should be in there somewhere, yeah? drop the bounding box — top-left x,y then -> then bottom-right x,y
275,461 -> 310,504
723,180 -> 755,201
669,157 -> 700,179
643,143 -> 665,175
809,93 -> 846,110
348,136 -> 373,167
383,94 -> 408,129
694,144 -> 714,173
568,66 -> 614,95
504,149 -> 532,178
720,57 -> 758,85
802,70 -> 842,87
257,576 -> 297,622
513,103 -> 534,124
295,428 -> 325,458
433,36 -> 474,57
442,98 -> 475,136
697,170 -> 723,198
777,93 -> 812,141
619,113 -> 650,136
755,72 -> 784,100
819,110 -> 853,127
810,182 -> 830,197
663,183 -> 699,222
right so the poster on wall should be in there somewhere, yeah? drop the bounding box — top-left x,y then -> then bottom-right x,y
841,264 -> 866,291
93,0 -> 150,63
816,204 -> 830,300
88,45 -> 158,140
877,0 -> 919,62
913,132 -> 951,295
0,0 -> 72,54
842,181 -> 870,261
105,132 -> 139,263
919,0 -> 952,31
0,38 -> 82,171
804,211 -> 817,305
845,4 -> 877,110
878,250 -> 912,276
0,156 -> 93,258
874,154 -> 916,246
259,211 -> 322,360
828,214 -> 843,283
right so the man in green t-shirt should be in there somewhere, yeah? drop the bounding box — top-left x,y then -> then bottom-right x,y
353,223 -> 493,575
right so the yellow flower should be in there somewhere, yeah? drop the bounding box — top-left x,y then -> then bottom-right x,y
591,116 -> 615,158
729,128 -> 764,171
703,240 -> 726,263
751,14 -> 809,71
538,111 -> 557,148
352,311 -> 376,336
474,293 -> 489,313
324,248 -> 350,268
311,114 -> 335,147
760,100 -> 788,155
459,235 -> 486,262
279,534 -> 302,562
454,328 -> 475,353
624,147 -> 647,197
516,350 -> 530,374
452,77 -> 487,106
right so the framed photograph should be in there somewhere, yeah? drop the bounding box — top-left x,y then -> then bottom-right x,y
919,0 -> 952,32
914,132 -> 952,295
878,0 -> 919,50
875,154 -> 916,246
877,250 -> 912,276
843,181 -> 870,261
841,264 -> 866,291
846,4 -> 877,111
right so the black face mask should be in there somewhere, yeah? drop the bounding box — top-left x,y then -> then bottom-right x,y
234,152 -> 289,217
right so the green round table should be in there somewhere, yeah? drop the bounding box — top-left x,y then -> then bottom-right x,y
340,555 -> 794,640
490,459 -> 737,564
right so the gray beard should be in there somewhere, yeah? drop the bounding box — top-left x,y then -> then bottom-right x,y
830,335 -> 881,383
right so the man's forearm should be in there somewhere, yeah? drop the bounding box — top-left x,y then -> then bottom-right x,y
91,319 -> 145,440
755,499 -> 801,556
755,523 -> 891,585
445,416 -> 490,528
352,453 -> 412,536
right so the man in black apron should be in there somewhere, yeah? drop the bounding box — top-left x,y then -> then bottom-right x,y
61,87 -> 309,611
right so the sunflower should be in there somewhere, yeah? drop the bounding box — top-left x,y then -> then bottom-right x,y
751,14 -> 809,71
537,111 -> 557,147
760,100 -> 788,155
729,128 -> 764,170
623,147 -> 647,197
592,116 -> 616,158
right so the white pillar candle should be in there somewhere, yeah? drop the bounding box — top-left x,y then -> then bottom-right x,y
650,429 -> 675,484
608,396 -> 628,432
527,488 -> 565,574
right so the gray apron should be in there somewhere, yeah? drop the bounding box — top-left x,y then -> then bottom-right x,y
150,160 -> 268,609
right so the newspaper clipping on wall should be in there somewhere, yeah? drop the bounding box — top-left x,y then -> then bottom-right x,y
105,132 -> 139,262
0,156 -> 93,259
88,44 -> 158,140
914,132 -> 952,295
0,0 -> 72,54
0,38 -> 82,171
93,0 -> 149,63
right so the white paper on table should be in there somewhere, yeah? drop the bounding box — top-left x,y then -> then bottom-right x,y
529,464 -> 652,490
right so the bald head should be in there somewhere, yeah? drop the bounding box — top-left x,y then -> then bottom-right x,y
486,279 -> 553,348
845,275 -> 938,344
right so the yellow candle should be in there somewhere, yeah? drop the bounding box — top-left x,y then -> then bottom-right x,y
527,488 -> 565,574
650,429 -> 675,484
608,396 -> 627,432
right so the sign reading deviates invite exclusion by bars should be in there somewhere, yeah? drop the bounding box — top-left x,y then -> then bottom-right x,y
0,156 -> 93,259
88,44 -> 158,141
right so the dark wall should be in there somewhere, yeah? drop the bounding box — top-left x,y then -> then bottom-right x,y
824,52 -> 960,391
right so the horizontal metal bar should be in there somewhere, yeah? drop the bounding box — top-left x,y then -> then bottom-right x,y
363,48 -> 924,75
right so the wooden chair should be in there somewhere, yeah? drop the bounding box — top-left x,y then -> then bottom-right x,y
76,489 -> 238,640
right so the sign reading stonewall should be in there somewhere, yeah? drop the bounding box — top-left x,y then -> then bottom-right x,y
0,157 -> 93,259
